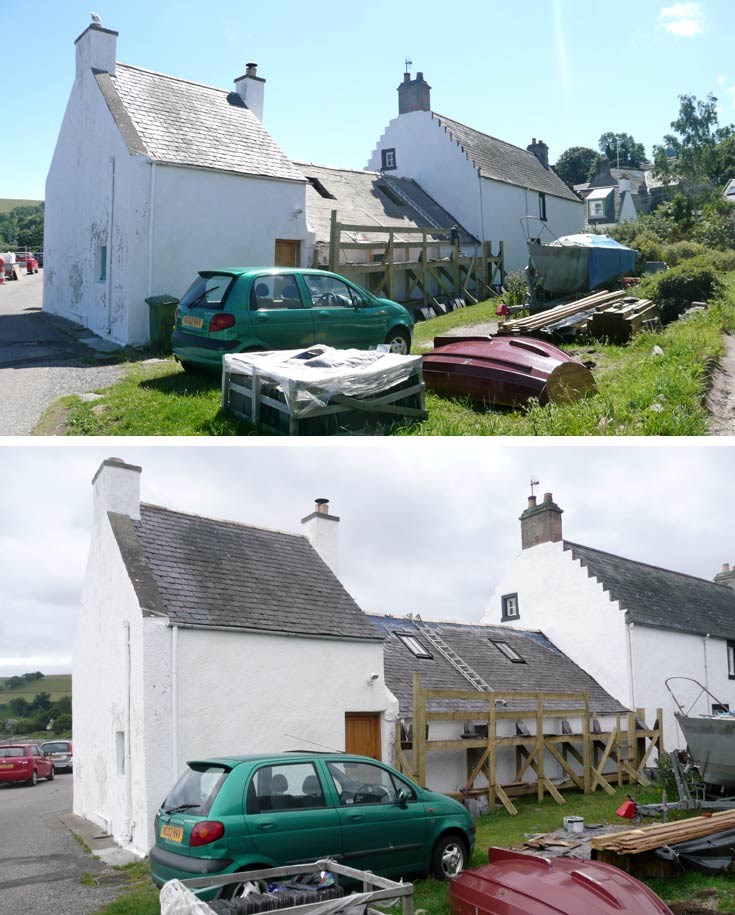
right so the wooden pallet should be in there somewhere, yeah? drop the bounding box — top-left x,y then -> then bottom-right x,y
591,809 -> 735,855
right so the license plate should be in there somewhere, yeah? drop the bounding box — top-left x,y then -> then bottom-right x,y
160,824 -> 184,842
0,763 -> 13,769
182,315 -> 204,329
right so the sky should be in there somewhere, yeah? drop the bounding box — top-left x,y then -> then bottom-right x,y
1,441 -> 734,676
3,0 -> 735,200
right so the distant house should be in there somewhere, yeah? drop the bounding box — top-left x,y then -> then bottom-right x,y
370,614 -> 626,795
366,71 -> 584,273
44,19 -> 310,345
574,160 -> 646,227
482,492 -> 735,750
723,178 -> 735,204
74,459 -> 395,855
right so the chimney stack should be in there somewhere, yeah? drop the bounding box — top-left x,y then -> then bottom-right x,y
301,498 -> 340,575
520,492 -> 563,550
714,562 -> 735,592
91,457 -> 142,521
527,138 -> 549,170
235,62 -> 265,122
75,16 -> 118,79
398,70 -> 431,115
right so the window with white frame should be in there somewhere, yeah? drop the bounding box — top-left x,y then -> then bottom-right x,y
381,148 -> 397,171
728,640 -> 735,680
490,640 -> 525,663
396,632 -> 433,659
501,593 -> 519,620
539,192 -> 547,221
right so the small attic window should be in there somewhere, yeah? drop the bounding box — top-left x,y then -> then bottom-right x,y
376,183 -> 404,207
490,640 -> 525,663
501,593 -> 519,620
397,632 -> 433,659
307,177 -> 336,200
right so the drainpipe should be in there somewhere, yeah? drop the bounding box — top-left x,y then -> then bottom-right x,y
147,162 -> 158,298
625,621 -> 636,709
121,621 -> 132,843
171,625 -> 179,781
106,155 -> 116,336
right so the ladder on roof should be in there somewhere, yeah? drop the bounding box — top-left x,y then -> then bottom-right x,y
413,620 -> 493,693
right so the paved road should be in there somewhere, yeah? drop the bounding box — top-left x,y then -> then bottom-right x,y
0,774 -> 122,915
0,274 -> 125,435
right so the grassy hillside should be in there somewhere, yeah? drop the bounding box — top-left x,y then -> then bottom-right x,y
0,198 -> 43,214
0,673 -> 71,705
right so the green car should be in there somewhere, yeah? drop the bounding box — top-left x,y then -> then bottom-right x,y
150,752 -> 475,901
171,268 -> 415,372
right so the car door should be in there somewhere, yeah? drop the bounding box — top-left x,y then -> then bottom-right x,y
243,761 -> 342,865
302,275 -> 385,348
30,745 -> 51,778
247,274 -> 316,349
322,759 -> 427,877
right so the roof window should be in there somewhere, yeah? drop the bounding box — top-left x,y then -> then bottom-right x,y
397,632 -> 433,659
307,177 -> 336,200
490,640 -> 525,663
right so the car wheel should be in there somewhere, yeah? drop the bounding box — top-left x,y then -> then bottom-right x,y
431,834 -> 467,879
180,361 -> 204,374
28,770 -> 38,787
47,766 -> 55,781
385,328 -> 411,355
219,867 -> 269,899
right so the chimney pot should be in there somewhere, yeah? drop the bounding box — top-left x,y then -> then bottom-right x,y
235,62 -> 266,122
527,496 -> 537,509
301,500 -> 340,574
397,69 -> 431,115
543,492 -> 553,503
519,492 -> 563,550
724,563 -> 731,573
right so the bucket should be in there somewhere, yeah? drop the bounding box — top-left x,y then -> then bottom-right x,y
564,816 -> 584,834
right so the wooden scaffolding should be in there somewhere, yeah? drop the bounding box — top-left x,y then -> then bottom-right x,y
392,674 -> 664,815
325,211 -> 504,309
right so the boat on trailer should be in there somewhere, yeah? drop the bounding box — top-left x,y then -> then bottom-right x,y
666,677 -> 735,789
449,847 -> 672,915
422,335 -> 596,408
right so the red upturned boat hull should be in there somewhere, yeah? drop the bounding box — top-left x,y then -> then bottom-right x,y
422,336 -> 596,408
448,847 -> 673,915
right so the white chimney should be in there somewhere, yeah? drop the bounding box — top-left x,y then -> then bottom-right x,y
301,498 -> 339,575
234,62 -> 265,122
91,458 -> 141,521
75,18 -> 118,79
619,176 -> 631,194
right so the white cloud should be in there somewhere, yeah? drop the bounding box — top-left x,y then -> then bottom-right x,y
659,2 -> 704,37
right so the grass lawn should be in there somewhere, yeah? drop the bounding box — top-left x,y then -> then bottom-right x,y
0,673 -> 71,708
91,785 -> 735,914
47,276 -> 735,436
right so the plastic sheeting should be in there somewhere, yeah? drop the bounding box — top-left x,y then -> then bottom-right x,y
160,879 -> 217,914
529,235 -> 637,294
223,345 -> 423,418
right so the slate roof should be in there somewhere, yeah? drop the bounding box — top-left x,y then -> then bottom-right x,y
564,541 -> 735,639
369,615 -> 626,715
295,162 -> 477,248
96,64 -> 304,182
432,113 -> 580,204
109,503 -> 382,640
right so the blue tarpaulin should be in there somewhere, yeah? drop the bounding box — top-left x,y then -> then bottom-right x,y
529,235 -> 638,295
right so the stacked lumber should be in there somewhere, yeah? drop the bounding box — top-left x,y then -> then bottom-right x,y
498,290 -> 626,337
587,297 -> 661,345
591,809 -> 735,855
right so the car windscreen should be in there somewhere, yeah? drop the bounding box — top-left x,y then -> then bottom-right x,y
0,747 -> 25,757
179,274 -> 234,311
162,764 -> 229,816
42,742 -> 70,753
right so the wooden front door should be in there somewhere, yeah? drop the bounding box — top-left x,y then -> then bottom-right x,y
275,239 -> 301,267
345,712 -> 381,760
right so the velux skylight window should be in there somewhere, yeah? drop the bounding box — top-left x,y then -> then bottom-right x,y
397,632 -> 433,659
490,640 -> 525,663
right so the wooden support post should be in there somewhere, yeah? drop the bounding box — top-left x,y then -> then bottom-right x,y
636,708 -> 646,770
453,236 -> 461,300
422,230 -> 429,308
627,711 -> 636,784
657,707 -> 664,761
413,672 -> 426,787
536,692 -> 545,802
489,696 -> 497,811
616,714 -> 623,787
387,230 -> 395,302
498,241 -> 506,287
582,690 -> 591,794
329,210 -> 340,272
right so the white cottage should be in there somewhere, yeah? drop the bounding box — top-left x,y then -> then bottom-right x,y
74,459 -> 396,856
366,72 -> 584,273
482,493 -> 735,752
44,19 -> 310,345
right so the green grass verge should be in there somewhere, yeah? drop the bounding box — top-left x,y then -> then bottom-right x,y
91,786 -> 735,914
0,198 -> 42,214
51,277 -> 735,436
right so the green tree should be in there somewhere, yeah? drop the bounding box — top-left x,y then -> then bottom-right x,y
598,132 -> 646,168
52,696 -> 72,717
554,146 -> 601,186
53,714 -> 72,735
9,697 -> 29,716
654,93 -> 735,187
5,676 -> 24,689
32,691 -> 52,712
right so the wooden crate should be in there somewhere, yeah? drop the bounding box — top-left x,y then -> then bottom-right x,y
223,360 -> 427,435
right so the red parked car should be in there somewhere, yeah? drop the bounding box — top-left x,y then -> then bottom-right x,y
0,744 -> 55,786
15,251 -> 39,274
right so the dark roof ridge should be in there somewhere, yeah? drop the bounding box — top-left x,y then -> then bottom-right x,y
295,161 -> 382,177
371,613 -> 546,635
139,501 -> 305,541
432,111 -> 536,159
113,61 -> 234,96
563,539 -> 730,591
